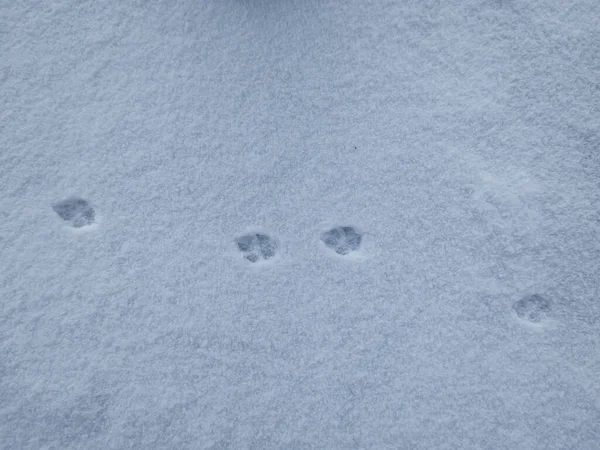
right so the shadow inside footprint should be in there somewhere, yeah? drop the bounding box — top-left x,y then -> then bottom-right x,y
236,233 -> 277,262
53,198 -> 95,228
321,226 -> 362,255
513,294 -> 551,323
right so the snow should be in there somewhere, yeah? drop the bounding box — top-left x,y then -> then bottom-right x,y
1,0 -> 599,448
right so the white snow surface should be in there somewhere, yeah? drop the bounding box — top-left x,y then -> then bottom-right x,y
1,1 -> 600,449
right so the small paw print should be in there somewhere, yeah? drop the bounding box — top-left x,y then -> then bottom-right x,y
53,198 -> 95,228
321,226 -> 362,255
236,233 -> 278,262
513,294 -> 551,323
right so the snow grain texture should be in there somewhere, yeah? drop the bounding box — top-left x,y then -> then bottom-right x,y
1,0 -> 599,449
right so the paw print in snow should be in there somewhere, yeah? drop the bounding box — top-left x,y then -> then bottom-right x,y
236,233 -> 278,263
513,294 -> 551,323
53,198 -> 95,228
321,226 -> 362,255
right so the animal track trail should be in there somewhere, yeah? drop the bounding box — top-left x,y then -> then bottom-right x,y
321,226 -> 362,255
513,294 -> 551,323
52,198 -> 95,228
236,233 -> 278,263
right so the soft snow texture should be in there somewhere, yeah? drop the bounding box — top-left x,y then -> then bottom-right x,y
1,1 -> 600,449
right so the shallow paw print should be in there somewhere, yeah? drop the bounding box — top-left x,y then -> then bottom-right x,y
321,226 -> 362,255
513,294 -> 551,323
53,198 -> 95,228
236,233 -> 277,263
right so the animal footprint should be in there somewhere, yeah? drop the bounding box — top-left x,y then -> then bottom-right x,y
321,226 -> 362,255
53,198 -> 95,228
236,233 -> 278,263
513,294 -> 551,323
